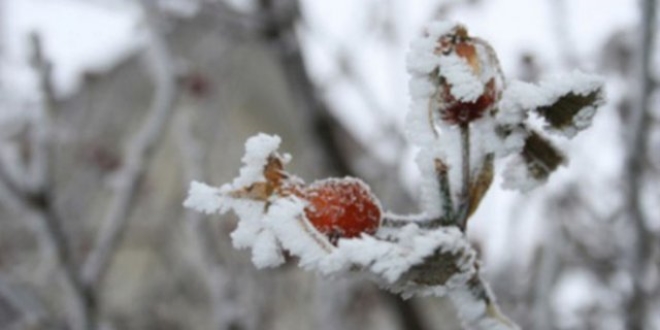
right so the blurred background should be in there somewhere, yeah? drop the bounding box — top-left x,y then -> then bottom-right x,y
0,0 -> 657,329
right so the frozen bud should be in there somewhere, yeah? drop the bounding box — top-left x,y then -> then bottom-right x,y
407,21 -> 505,127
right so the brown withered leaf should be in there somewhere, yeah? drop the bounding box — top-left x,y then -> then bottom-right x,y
467,154 -> 494,218
229,155 -> 289,201
230,182 -> 271,201
264,155 -> 286,187
455,42 -> 481,75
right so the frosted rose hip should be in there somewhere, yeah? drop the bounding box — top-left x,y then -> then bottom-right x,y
302,179 -> 381,244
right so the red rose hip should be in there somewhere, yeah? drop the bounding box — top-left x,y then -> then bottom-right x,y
302,179 -> 381,244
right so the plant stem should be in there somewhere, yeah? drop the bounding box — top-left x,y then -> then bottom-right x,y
458,123 -> 471,230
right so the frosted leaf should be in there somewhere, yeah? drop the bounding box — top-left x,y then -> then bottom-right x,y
183,181 -> 225,214
321,224 -> 477,294
498,72 -> 605,138
232,133 -> 284,188
251,230 -> 285,268
501,129 -> 566,192
260,196 -> 333,269
498,81 -> 542,126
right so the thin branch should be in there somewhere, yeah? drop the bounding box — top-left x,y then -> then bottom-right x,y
623,0 -> 657,328
0,32 -> 92,330
457,123 -> 471,230
0,273 -> 46,327
81,7 -> 179,291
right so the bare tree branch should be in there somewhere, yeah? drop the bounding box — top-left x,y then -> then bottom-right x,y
81,1 -> 179,304
0,32 -> 92,330
624,0 -> 657,328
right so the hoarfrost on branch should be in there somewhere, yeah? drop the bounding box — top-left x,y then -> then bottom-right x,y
184,21 -> 605,330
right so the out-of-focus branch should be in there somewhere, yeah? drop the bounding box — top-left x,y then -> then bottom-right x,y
624,0 -> 657,329
0,33 -> 91,330
175,107 -> 243,330
0,273 -> 45,328
81,1 -> 179,300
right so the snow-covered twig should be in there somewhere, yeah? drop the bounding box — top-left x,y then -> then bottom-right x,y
184,20 -> 605,330
81,6 -> 179,290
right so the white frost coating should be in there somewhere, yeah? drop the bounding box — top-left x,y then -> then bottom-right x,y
498,71 -> 604,138
438,54 -> 484,102
497,127 -> 527,158
498,81 -> 542,125
183,181 -> 224,214
232,133 -> 283,188
405,101 -> 436,146
326,225 -> 467,282
406,48 -> 440,75
450,286 -> 520,330
414,144 -> 449,217
539,71 -> 604,99
501,155 -> 544,192
251,230 -> 285,268
408,76 -> 435,99
264,197 -> 332,270
536,71 -> 604,138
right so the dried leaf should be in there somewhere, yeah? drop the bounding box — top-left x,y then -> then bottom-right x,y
521,130 -> 566,180
467,154 -> 494,218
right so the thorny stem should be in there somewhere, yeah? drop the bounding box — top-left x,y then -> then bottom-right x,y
457,123 -> 471,230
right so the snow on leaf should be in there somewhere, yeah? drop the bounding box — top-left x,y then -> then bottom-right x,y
502,131 -> 566,192
232,133 -> 284,189
498,71 -> 605,138
183,181 -> 225,214
251,230 -> 285,268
